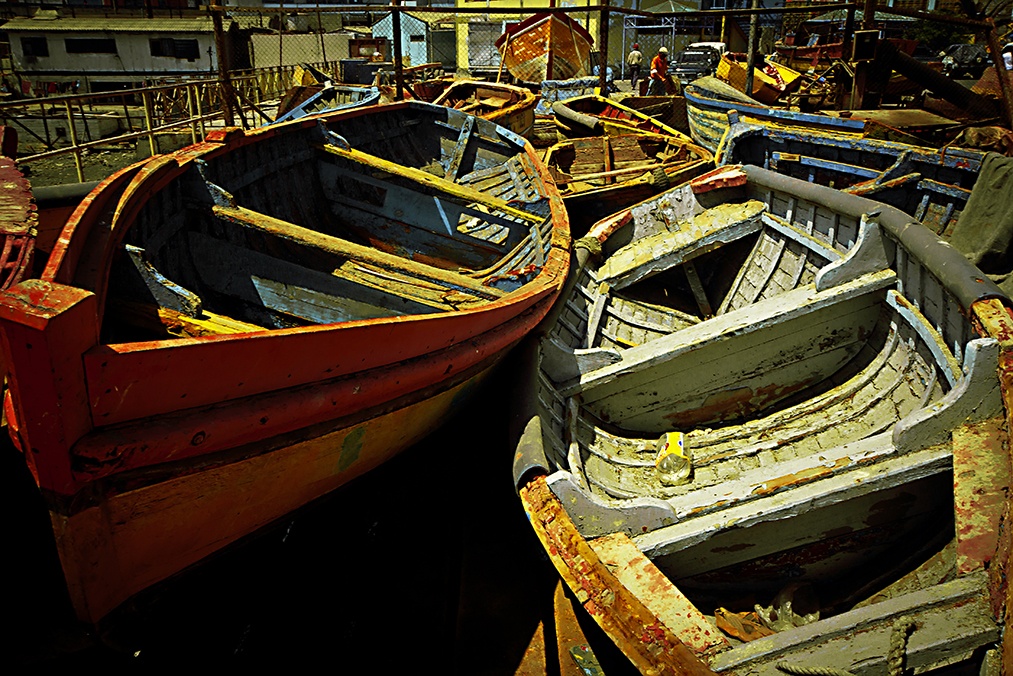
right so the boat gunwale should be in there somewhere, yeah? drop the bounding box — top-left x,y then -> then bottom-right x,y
39,100 -> 571,351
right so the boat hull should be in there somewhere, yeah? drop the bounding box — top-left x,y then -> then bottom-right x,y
51,357 -> 496,623
715,53 -> 801,105
495,12 -> 594,84
717,121 -> 984,236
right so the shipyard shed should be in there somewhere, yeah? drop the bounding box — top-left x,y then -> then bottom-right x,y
370,12 -> 456,70
2,14 -> 244,94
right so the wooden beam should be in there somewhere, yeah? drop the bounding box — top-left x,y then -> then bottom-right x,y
212,204 -> 506,300
317,143 -> 544,224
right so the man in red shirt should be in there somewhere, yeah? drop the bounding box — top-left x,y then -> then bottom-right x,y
648,47 -> 669,95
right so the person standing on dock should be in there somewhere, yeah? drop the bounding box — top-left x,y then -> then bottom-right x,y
648,47 -> 669,96
627,44 -> 644,89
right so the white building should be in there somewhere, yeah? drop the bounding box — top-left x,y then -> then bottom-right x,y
2,14 -> 240,93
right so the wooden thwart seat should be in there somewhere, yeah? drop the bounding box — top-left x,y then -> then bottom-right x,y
212,204 -> 506,303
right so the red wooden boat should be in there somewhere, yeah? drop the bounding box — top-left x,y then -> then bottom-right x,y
494,12 -> 594,84
0,127 -> 37,291
0,101 -> 570,625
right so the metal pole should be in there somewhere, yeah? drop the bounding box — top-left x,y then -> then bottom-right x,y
598,0 -> 610,94
745,0 -> 759,98
278,1 -> 285,70
186,85 -> 198,144
211,6 -> 237,127
64,100 -> 84,183
39,100 -> 52,149
621,16 -> 627,83
838,5 -> 856,108
196,84 -> 207,140
120,93 -> 133,134
142,90 -> 157,158
392,0 -> 405,101
317,6 -> 328,64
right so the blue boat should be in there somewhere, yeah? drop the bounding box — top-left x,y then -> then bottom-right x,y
271,83 -> 381,125
684,76 -> 867,153
717,120 -> 985,236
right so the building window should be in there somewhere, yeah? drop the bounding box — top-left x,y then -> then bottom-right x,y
65,38 -> 118,54
150,38 -> 200,60
409,34 -> 425,43
21,37 -> 49,57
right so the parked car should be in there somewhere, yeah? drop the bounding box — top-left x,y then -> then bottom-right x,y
687,41 -> 727,56
940,43 -> 990,79
671,46 -> 721,86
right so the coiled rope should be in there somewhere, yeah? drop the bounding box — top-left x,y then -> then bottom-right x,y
776,662 -> 855,676
775,616 -> 916,676
888,617 -> 916,676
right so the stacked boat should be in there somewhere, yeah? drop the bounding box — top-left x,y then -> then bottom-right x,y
512,162 -> 1011,672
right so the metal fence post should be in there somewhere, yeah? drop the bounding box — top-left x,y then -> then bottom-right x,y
186,85 -> 198,144
598,0 -> 611,93
64,100 -> 85,183
39,100 -> 52,149
211,6 -> 237,127
392,1 -> 405,100
142,89 -> 157,158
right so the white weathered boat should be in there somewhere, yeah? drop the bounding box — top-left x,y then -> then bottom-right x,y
513,164 -> 1011,674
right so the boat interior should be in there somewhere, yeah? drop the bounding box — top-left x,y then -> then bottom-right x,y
535,171 -> 1001,648
544,133 -> 701,192
433,82 -> 532,117
95,106 -> 555,342
722,124 -> 984,235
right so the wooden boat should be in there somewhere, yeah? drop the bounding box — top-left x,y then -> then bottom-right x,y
684,77 -> 958,155
494,12 -> 594,84
431,79 -> 537,138
551,94 -> 693,142
0,127 -> 37,291
614,94 -> 690,135
543,131 -> 712,232
512,164 -> 1011,674
0,101 -> 570,625
536,76 -> 600,115
684,77 -> 866,153
410,75 -> 455,103
272,83 -> 380,124
716,53 -> 802,105
717,120 -> 985,237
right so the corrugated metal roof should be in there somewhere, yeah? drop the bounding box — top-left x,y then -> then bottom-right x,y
0,17 -> 233,33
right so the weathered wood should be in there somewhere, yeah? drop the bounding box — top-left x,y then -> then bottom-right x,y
709,573 -> 995,675
109,298 -> 265,337
318,142 -> 544,224
212,204 -> 505,301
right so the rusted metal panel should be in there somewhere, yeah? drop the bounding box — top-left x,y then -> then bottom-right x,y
588,532 -> 728,656
520,476 -> 717,675
954,417 -> 1010,575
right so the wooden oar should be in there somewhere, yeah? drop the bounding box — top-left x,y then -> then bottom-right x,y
318,143 -> 544,224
